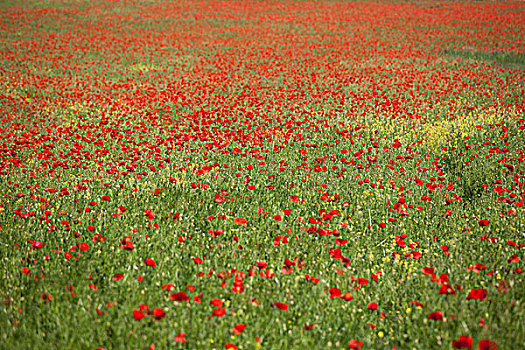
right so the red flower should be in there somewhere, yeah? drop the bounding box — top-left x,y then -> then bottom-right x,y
32,241 -> 44,249
145,257 -> 156,268
170,292 -> 190,301
234,217 -> 247,226
335,238 -> 348,246
173,332 -> 187,343
439,283 -> 456,295
224,343 -> 237,350
342,292 -> 353,301
210,299 -> 223,308
162,283 -> 175,291
409,300 -> 424,308
139,304 -> 150,314
452,335 -> 473,349
302,323 -> 315,331
422,266 -> 435,275
273,302 -> 288,311
367,302 -> 378,310
153,307 -> 166,320
144,209 -> 155,220
466,288 -> 487,301
478,219 -> 489,227
232,323 -> 246,335
508,254 -> 520,263
256,261 -> 268,269
405,251 -> 422,259
213,307 -> 226,317
132,309 -> 145,321
112,273 -> 124,281
428,311 -> 444,321
478,339 -> 498,350
328,287 -> 341,299
348,339 -> 363,350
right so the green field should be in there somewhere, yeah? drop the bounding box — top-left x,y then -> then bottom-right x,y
0,0 -> 524,349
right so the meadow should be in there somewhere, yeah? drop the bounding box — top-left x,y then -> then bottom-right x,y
0,0 -> 524,349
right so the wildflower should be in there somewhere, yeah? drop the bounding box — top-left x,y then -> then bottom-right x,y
273,302 -> 288,311
452,335 -> 473,349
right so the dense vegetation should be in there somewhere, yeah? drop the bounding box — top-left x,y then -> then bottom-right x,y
0,1 -> 524,349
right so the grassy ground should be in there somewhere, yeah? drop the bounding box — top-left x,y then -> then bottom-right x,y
0,0 -> 524,349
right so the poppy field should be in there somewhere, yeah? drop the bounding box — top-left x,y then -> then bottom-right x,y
1,0 -> 525,349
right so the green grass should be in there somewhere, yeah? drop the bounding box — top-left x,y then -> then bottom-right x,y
0,0 -> 524,349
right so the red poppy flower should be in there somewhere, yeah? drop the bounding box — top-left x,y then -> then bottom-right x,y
32,241 -> 44,249
173,332 -> 187,343
138,304 -> 149,314
439,283 -> 456,295
232,323 -> 246,335
335,238 -> 348,246
478,219 -> 489,227
112,273 -> 124,281
409,300 -> 424,308
422,266 -> 435,274
145,257 -> 156,268
478,339 -> 498,350
367,302 -> 378,310
213,307 -> 226,317
428,311 -> 444,321
273,302 -> 288,311
348,339 -> 363,350
224,343 -> 237,350
144,209 -> 155,220
153,308 -> 166,320
466,288 -> 488,301
210,299 -> 223,308
508,254 -> 520,263
132,309 -> 145,321
452,335 -> 473,349
328,287 -> 341,299
234,217 -> 247,226
405,251 -> 422,259
162,283 -> 175,291
256,261 -> 268,269
342,292 -> 353,301
170,292 -> 189,301
302,323 -> 315,331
